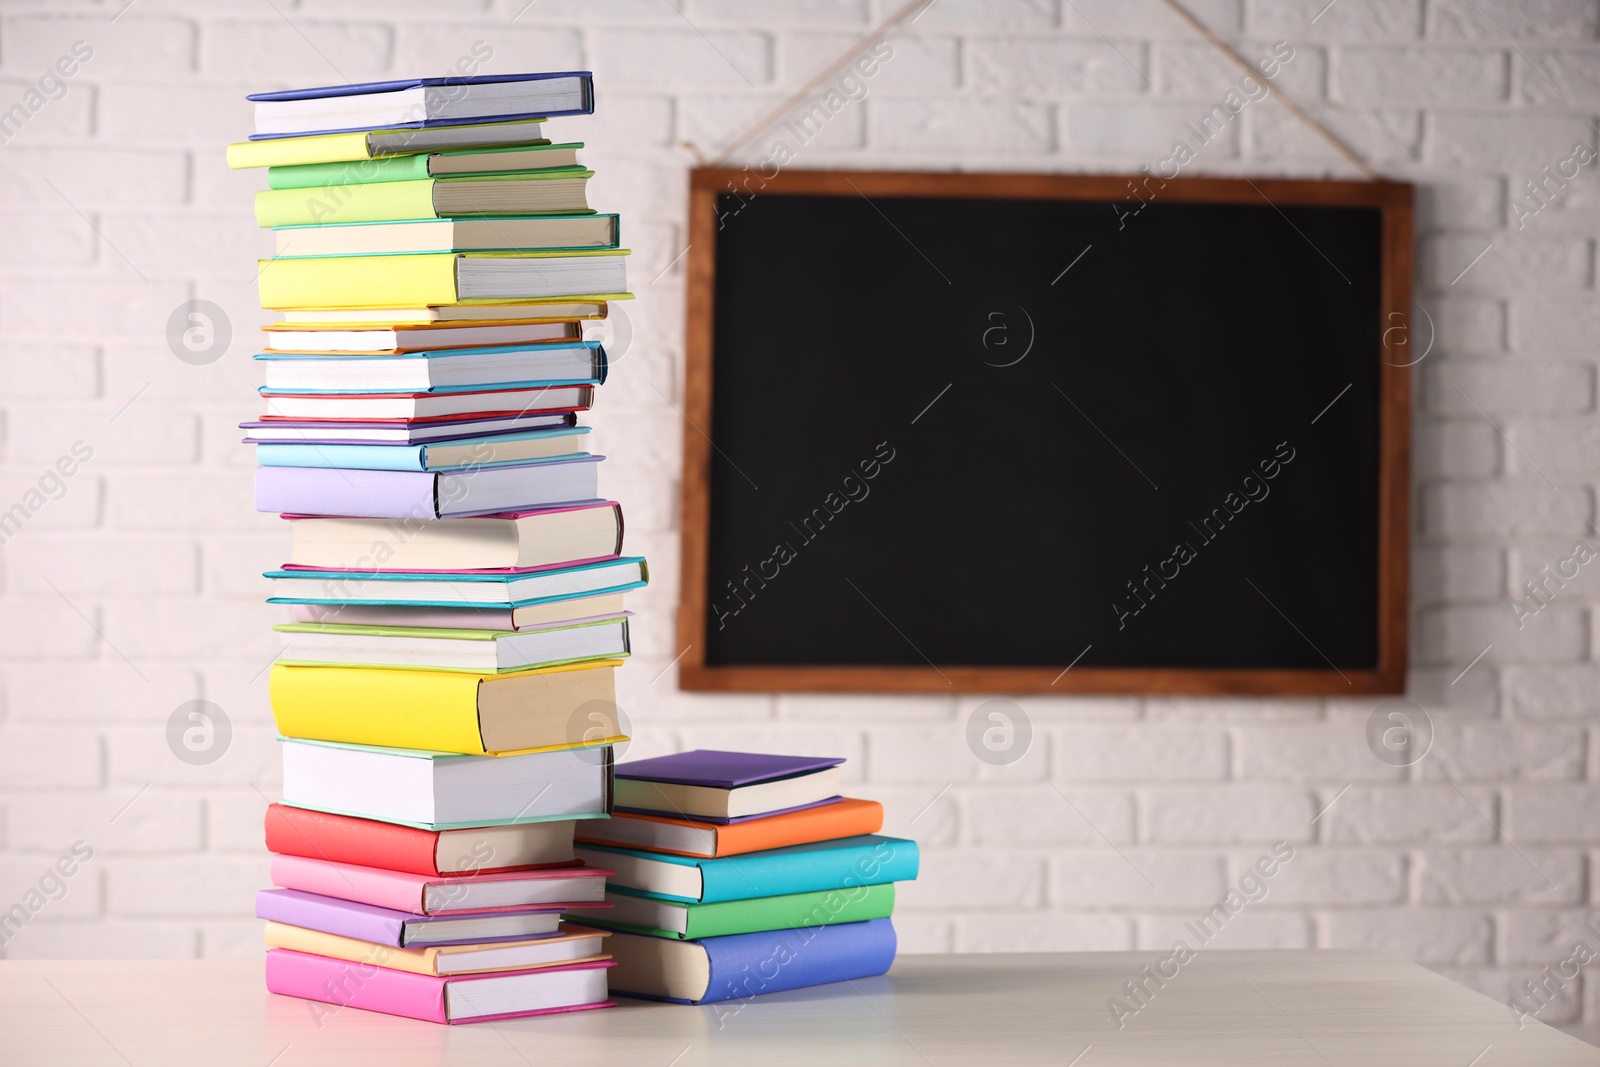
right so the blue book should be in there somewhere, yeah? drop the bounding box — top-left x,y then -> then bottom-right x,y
254,427 -> 591,472
266,556 -> 649,609
249,72 -> 595,139
602,918 -> 897,1005
574,835 -> 918,905
255,341 -> 607,395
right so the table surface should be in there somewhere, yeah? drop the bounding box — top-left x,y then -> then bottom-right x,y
2,950 -> 1596,1066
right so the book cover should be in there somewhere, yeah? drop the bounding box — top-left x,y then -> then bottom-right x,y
270,854 -> 612,915
615,750 -> 846,788
269,659 -> 624,754
575,835 -> 919,905
575,797 -> 885,858
264,949 -> 614,1024
255,888 -> 573,947
263,922 -> 610,977
606,919 -> 897,1005
226,118 -> 549,169
256,250 -> 629,309
587,883 -> 895,940
265,142 -> 585,189
263,803 -> 577,877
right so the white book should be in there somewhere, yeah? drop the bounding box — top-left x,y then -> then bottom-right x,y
279,739 -> 613,829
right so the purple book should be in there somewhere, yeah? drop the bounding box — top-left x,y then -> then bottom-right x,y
612,796 -> 845,825
254,457 -> 601,519
255,888 -> 571,948
613,750 -> 846,788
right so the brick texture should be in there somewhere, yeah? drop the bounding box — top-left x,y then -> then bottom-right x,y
0,0 -> 1595,1047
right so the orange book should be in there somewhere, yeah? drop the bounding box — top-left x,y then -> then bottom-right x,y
574,798 -> 883,858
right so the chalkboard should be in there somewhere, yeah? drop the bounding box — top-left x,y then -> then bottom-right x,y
677,170 -> 1412,695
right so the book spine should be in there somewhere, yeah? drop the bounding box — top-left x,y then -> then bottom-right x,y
255,180 -> 441,227
269,663 -> 487,753
693,918 -> 897,1005
712,799 -> 885,857
254,890 -> 407,946
265,804 -> 445,877
257,252 -> 459,309
267,154 -> 430,190
271,854 -> 425,913
256,443 -> 430,472
265,948 -> 448,1023
255,466 -> 440,519
698,837 -> 918,903
688,883 -> 896,939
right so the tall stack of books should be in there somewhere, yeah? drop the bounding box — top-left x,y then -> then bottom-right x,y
570,750 -> 919,1006
227,71 -> 645,1025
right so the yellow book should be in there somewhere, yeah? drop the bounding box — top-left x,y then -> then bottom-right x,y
226,119 -> 549,169
257,250 -> 630,310
269,659 -> 625,755
263,922 -> 611,976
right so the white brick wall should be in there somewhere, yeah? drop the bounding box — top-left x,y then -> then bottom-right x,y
0,0 -> 1597,1045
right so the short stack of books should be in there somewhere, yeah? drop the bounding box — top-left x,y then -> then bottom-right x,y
228,70 -> 645,1024
571,751 -> 919,1005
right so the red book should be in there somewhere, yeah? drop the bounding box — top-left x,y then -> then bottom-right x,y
265,804 -> 579,877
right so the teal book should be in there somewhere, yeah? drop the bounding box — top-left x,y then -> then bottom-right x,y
573,835 -> 917,905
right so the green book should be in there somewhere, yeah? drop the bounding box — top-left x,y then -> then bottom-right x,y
266,142 -> 580,189
254,169 -> 595,228
579,884 -> 895,940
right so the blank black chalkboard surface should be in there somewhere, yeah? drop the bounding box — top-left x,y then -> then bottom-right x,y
677,170 -> 1412,695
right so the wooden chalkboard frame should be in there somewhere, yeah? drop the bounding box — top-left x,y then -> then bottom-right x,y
676,168 -> 1413,695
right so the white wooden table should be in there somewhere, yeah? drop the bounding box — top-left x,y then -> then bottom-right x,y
2,950 -> 1595,1065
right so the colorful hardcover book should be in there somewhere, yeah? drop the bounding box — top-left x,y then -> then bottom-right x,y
266,142 -> 584,188
287,591 -> 628,632
226,118 -> 549,169
574,835 -> 919,905
263,922 -> 611,977
269,658 -> 624,755
279,738 -> 614,830
272,215 -> 621,258
256,342 -> 607,393
583,884 -> 895,940
255,888 -> 574,947
259,319 -> 585,354
255,170 -> 592,228
604,919 -> 896,1005
270,854 -> 610,914
275,616 -> 630,673
263,803 -> 578,876
575,797 -> 885,858
613,750 -> 847,821
241,412 -> 577,445
259,383 -> 594,421
262,927 -> 611,979
264,948 -> 614,1024
254,428 -> 591,473
283,502 -> 623,570
256,250 -> 629,309
249,72 -> 595,138
276,299 -> 608,325
254,456 -> 603,519
265,557 -> 647,607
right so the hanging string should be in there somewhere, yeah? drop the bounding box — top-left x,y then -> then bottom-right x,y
702,0 -> 934,167
1157,0 -> 1381,181
697,0 -> 1380,181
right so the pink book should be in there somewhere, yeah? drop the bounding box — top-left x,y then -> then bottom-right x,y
265,949 -> 615,1024
270,854 -> 613,915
